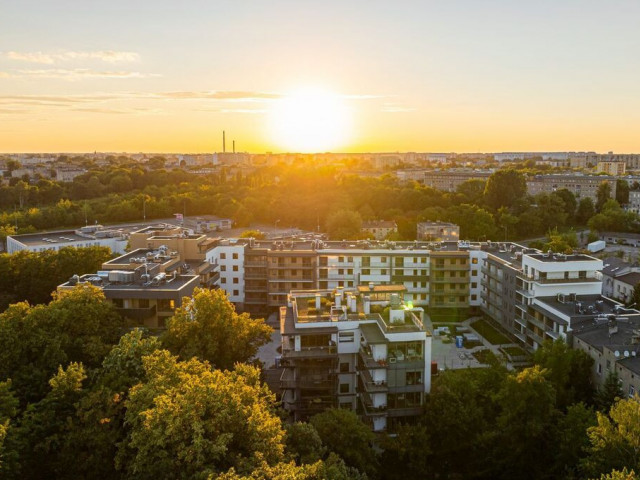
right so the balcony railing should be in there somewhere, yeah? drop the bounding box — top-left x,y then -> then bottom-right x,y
282,346 -> 337,359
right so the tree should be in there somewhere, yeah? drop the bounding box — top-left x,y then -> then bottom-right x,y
593,468 -> 639,480
583,395 -> 640,478
310,409 -> 377,477
553,188 -> 578,220
597,181 -> 613,212
489,366 -> 558,480
555,403 -> 597,478
0,285 -> 124,404
533,339 -> 594,409
0,225 -> 16,250
162,288 -> 272,370
616,180 -> 630,205
325,209 -> 363,240
284,422 -> 324,465
577,198 -> 596,225
456,179 -> 487,205
116,351 -> 285,479
595,371 -> 624,412
484,170 -> 527,210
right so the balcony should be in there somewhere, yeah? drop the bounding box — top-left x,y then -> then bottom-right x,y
359,392 -> 388,417
518,274 -> 600,285
359,348 -> 388,369
359,368 -> 389,393
280,369 -> 335,390
282,346 -> 338,359
116,305 -> 157,321
387,406 -> 423,417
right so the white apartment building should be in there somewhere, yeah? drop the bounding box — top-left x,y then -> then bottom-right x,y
7,225 -> 128,254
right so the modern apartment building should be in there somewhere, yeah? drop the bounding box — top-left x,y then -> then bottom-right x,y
57,246 -> 199,328
361,220 -> 398,240
7,224 -> 128,254
280,286 -> 431,432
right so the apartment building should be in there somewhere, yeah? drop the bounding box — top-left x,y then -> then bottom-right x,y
526,175 -> 616,203
573,312 -> 640,398
596,161 -> 626,176
280,287 -> 431,432
422,171 -> 491,191
57,246 -> 199,328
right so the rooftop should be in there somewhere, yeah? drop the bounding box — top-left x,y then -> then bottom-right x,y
527,253 -> 599,263
59,272 -> 198,291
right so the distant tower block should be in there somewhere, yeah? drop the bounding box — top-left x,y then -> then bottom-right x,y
233,140 -> 236,154
223,130 -> 226,153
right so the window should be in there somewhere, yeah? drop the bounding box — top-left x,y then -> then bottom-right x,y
362,269 -> 370,275
233,290 -> 239,296
598,363 -> 602,375
338,256 -> 344,263
233,277 -> 239,284
221,265 -> 226,272
340,362 -> 350,373
381,256 -> 387,263
232,253 -> 238,260
347,256 -> 353,263
471,282 -> 477,288
471,294 -> 477,301
347,281 -> 354,287
472,258 -> 478,264
381,269 -> 387,275
138,299 -> 149,308
232,265 -> 238,272
630,385 -> 636,397
220,253 -> 226,259
421,257 -> 427,263
471,270 -> 478,276
339,331 -> 355,343
347,269 -> 353,275
221,278 -> 227,284
338,269 -> 344,275
339,383 -> 350,394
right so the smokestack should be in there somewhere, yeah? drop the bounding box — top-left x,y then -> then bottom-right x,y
233,140 -> 236,154
223,131 -> 226,153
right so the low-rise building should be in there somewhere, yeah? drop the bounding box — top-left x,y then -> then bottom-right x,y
7,225 -> 128,255
57,246 -> 199,328
361,220 -> 397,240
280,286 -> 431,432
417,222 -> 460,241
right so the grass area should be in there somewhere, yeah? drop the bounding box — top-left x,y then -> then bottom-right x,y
502,346 -> 527,357
473,349 -> 499,364
470,318 -> 511,345
428,308 -> 470,323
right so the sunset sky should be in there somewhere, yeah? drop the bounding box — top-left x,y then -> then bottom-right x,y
2,0 -> 640,153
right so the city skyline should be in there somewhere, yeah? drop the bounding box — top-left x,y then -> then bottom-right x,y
2,1 -> 640,153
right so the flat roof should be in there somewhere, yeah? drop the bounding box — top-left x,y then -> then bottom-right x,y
357,285 -> 406,294
360,323 -> 386,344
527,253 -> 598,263
59,273 -> 198,291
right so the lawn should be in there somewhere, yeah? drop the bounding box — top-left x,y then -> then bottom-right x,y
472,349 -> 499,364
470,318 -> 511,345
428,307 -> 470,323
502,346 -> 527,357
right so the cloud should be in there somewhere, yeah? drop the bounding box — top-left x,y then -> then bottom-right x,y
8,69 -> 159,81
72,107 -> 163,115
157,91 -> 281,101
5,50 -> 140,64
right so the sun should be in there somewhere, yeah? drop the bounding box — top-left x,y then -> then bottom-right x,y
269,88 -> 352,152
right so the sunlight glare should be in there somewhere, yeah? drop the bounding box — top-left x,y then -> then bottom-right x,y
269,88 -> 351,152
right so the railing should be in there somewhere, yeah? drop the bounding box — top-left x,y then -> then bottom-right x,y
359,349 -> 388,369
116,305 -> 156,321
359,368 -> 389,393
282,346 -> 337,358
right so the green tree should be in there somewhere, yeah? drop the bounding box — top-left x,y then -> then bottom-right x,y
555,403 -> 598,478
533,340 -> 594,409
616,180 -> 630,205
583,395 -> 640,478
489,366 -> 558,480
162,288 -> 272,370
597,181 -> 613,212
553,188 -> 578,220
595,371 -> 624,412
456,179 -> 487,204
310,409 -> 377,477
117,351 -> 285,479
484,170 -> 527,210
284,422 -> 324,465
325,209 -> 363,240
0,225 -> 16,250
0,285 -> 124,403
577,198 -> 597,225
593,468 -> 639,480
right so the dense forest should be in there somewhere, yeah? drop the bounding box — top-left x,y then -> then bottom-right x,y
0,283 -> 636,479
1,158 -> 637,250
